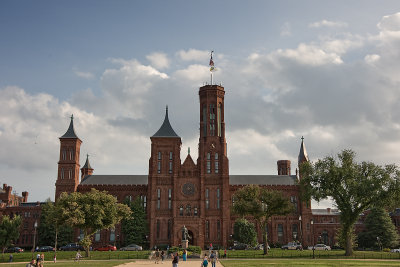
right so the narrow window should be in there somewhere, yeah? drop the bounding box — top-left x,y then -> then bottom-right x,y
169,151 -> 173,160
60,168 -> 64,179
206,220 -> 210,239
217,220 -> 221,239
141,195 -> 147,209
194,207 -> 198,216
217,103 -> 222,137
207,153 -> 211,173
62,149 -> 66,160
215,153 -> 219,173
110,227 -> 115,242
69,169 -> 72,179
179,206 -> 183,216
168,189 -> 172,210
169,161 -> 173,174
158,151 -> 162,160
291,196 -> 298,213
157,161 -> 161,174
70,149 -> 74,160
203,105 -> 207,136
156,220 -> 160,239
205,188 -> 209,209
157,189 -> 161,209
209,104 -> 215,136
292,224 -> 298,241
277,224 -> 284,243
168,219 -> 171,239
217,188 -> 220,209
186,204 -> 191,216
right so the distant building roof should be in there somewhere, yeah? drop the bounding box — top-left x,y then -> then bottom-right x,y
20,202 -> 44,207
82,154 -> 92,169
312,209 -> 340,215
230,175 -> 297,186
60,115 -> 79,139
152,106 -> 180,138
80,175 -> 148,185
298,137 -> 309,164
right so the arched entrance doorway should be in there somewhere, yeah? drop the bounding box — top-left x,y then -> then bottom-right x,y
188,230 -> 194,245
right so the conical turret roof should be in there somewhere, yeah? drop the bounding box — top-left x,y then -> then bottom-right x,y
298,136 -> 309,164
60,115 -> 79,139
152,106 -> 180,138
82,154 -> 93,169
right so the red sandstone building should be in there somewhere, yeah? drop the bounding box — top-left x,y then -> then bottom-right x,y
2,84 -> 400,249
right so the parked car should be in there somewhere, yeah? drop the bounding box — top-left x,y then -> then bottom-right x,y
35,246 -> 55,252
5,247 -> 23,253
307,244 -> 331,251
390,248 -> 400,253
59,243 -> 84,251
229,243 -> 248,250
252,244 -> 270,250
94,244 -> 117,251
281,242 -> 302,250
120,244 -> 143,251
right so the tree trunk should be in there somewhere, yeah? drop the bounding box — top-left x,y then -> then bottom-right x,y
54,227 -> 58,257
343,224 -> 354,256
262,222 -> 268,255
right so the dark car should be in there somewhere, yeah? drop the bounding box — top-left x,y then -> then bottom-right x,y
59,243 -> 84,251
94,244 -> 117,251
35,246 -> 55,252
5,247 -> 24,253
229,243 -> 248,250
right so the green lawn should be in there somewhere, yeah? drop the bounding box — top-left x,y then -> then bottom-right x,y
0,259 -> 134,267
220,259 -> 400,267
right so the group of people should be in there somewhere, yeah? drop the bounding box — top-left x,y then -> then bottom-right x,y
201,250 -> 218,267
25,253 -> 45,267
152,248 -> 189,267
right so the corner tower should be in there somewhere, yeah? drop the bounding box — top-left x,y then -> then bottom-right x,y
55,115 -> 82,199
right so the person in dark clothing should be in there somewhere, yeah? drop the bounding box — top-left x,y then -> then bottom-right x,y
172,252 -> 179,267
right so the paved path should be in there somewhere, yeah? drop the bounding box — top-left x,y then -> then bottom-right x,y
116,259 -> 224,267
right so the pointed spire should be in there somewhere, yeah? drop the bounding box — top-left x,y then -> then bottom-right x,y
60,114 -> 79,139
82,154 -> 92,169
152,106 -> 180,137
298,136 -> 309,164
188,147 -> 190,155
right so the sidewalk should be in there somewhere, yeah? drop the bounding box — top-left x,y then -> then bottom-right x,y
116,259 -> 224,267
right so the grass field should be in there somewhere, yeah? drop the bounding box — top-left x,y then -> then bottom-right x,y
220,259 -> 400,267
0,259 -> 134,267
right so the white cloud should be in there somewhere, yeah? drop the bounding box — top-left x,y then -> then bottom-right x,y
309,20 -> 348,28
177,49 -> 209,62
146,52 -> 170,69
364,54 -> 380,64
377,12 -> 400,31
74,70 -> 95,79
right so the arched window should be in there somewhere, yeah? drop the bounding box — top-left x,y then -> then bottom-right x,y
60,168 -> 64,179
194,207 -> 198,216
186,204 -> 191,216
207,153 -> 211,173
292,224 -> 298,241
215,153 -> 219,173
179,206 -> 183,216
157,189 -> 161,209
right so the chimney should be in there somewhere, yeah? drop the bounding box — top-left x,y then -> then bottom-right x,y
277,160 -> 291,175
327,208 -> 331,213
22,191 -> 28,202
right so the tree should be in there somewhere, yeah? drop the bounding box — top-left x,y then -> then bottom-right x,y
121,196 -> 148,247
233,218 -> 257,247
358,207 -> 399,249
37,200 -> 73,251
57,189 -> 132,256
300,149 -> 400,256
0,215 -> 22,257
231,185 -> 293,254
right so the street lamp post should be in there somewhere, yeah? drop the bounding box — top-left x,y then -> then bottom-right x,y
299,216 -> 303,248
32,220 -> 38,257
311,219 -> 315,259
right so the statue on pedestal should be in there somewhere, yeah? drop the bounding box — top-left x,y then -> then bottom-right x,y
182,225 -> 189,241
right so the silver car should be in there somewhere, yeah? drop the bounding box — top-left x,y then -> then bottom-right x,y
120,244 -> 143,251
307,244 -> 331,251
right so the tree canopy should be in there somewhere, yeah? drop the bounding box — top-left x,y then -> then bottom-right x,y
358,207 -> 399,249
233,218 -> 257,247
57,189 -> 132,256
0,215 -> 22,255
231,185 -> 293,254
121,196 -> 148,247
300,149 -> 400,256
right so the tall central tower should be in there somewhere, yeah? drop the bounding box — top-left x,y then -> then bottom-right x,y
198,84 -> 230,248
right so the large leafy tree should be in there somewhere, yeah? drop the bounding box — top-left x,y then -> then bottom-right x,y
300,149 -> 400,256
121,196 -> 148,247
0,215 -> 22,256
358,207 -> 399,249
37,200 -> 73,251
233,218 -> 257,247
231,185 -> 293,254
57,189 -> 132,256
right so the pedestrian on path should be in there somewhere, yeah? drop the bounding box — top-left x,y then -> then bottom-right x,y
201,255 -> 209,267
210,250 -> 217,267
182,249 -> 187,261
172,252 -> 179,267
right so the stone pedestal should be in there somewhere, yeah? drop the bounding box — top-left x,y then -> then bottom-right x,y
181,240 -> 189,249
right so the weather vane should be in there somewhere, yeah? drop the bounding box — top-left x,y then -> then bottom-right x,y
209,50 -> 216,84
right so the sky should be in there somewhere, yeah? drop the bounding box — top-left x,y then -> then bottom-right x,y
1,1 -> 400,207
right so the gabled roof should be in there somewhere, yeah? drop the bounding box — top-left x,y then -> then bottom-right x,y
80,175 -> 148,185
298,136 -> 309,164
230,175 -> 297,186
182,154 -> 196,167
60,115 -> 79,139
152,107 -> 180,138
82,154 -> 92,169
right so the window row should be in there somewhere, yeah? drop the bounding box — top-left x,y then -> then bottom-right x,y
157,151 -> 173,174
276,223 -> 300,243
94,228 -> 116,242
155,188 -> 221,210
61,148 -> 75,161
59,168 -> 74,179
206,152 -> 219,174
125,195 -> 147,209
202,104 -> 222,137
179,204 -> 199,216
